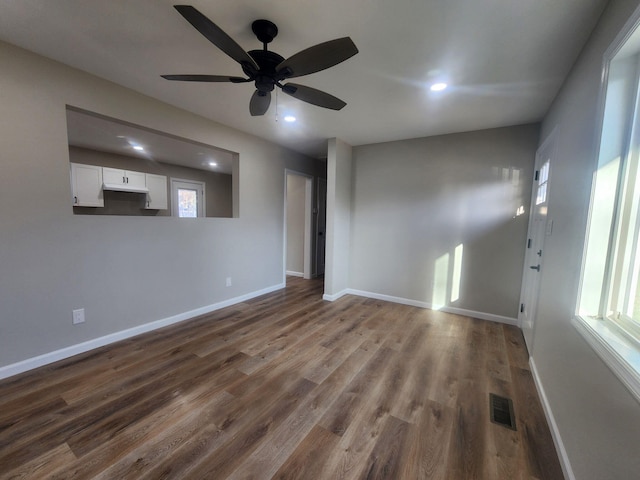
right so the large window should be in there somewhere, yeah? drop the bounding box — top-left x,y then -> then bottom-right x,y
576,21 -> 640,402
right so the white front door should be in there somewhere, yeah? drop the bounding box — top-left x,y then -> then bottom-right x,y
519,133 -> 555,353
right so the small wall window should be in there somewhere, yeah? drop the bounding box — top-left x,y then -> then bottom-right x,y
171,179 -> 205,218
535,161 -> 550,205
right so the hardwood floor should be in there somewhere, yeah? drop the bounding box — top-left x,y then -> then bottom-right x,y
0,277 -> 564,479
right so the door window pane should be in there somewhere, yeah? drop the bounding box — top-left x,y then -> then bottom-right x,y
178,188 -> 197,217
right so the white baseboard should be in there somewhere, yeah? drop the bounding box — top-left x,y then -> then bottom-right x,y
0,282 -> 285,381
438,304 -> 518,326
347,289 -> 428,309
322,289 -> 349,302
285,270 -> 304,278
333,288 -> 518,326
529,358 -> 574,480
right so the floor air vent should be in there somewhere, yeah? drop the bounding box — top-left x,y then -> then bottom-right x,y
489,393 -> 516,430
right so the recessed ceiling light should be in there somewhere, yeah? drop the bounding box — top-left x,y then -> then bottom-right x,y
133,145 -> 144,151
284,115 -> 296,123
208,161 -> 218,167
430,82 -> 448,92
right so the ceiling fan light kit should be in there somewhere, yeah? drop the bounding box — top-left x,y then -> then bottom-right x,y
162,5 -> 358,116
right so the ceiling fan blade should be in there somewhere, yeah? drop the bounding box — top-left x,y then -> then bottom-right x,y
250,90 -> 271,116
161,74 -> 249,83
174,5 -> 259,71
276,37 -> 358,79
282,83 -> 346,110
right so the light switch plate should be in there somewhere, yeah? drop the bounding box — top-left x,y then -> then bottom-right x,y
72,308 -> 85,325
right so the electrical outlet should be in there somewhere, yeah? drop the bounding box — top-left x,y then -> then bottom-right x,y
226,277 -> 232,287
72,308 -> 85,325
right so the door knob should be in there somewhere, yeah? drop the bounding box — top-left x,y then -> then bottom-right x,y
530,265 -> 540,271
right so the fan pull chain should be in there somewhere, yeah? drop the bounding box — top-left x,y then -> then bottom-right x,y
275,88 -> 279,122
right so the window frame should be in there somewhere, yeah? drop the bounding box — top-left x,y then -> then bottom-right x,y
602,58 -> 640,337
574,6 -> 640,405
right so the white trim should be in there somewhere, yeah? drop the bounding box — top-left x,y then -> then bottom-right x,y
438,305 -> 518,326
574,4 -> 637,317
315,177 -> 327,277
322,289 -> 349,302
303,176 -> 313,280
0,283 -> 285,381
572,316 -> 640,404
530,358 -> 575,480
286,270 -> 304,278
284,170 -> 315,283
603,3 -> 640,61
518,127 -> 558,337
570,3 -> 640,411
323,288 -> 518,326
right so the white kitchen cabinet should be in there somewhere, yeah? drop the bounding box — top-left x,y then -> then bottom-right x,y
70,163 -> 104,207
145,173 -> 168,210
102,167 -> 147,192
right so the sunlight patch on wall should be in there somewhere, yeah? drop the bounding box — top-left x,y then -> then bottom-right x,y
493,166 -> 526,220
451,244 -> 464,303
432,253 -> 449,310
432,243 -> 465,309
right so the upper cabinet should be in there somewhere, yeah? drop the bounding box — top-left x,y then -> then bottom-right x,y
71,163 -> 168,212
102,167 -> 147,193
145,173 -> 168,210
70,163 -> 104,207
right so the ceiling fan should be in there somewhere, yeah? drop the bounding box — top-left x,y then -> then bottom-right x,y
162,5 -> 359,116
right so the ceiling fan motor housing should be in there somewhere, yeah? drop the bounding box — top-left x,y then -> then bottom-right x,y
245,49 -> 286,93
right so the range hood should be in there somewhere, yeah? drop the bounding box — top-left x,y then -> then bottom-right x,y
102,182 -> 149,194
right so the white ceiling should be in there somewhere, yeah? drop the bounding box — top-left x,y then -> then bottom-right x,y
0,0 -> 609,159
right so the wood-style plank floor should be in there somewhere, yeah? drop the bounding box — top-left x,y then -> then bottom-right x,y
0,277 -> 563,479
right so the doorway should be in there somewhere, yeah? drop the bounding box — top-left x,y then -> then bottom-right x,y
519,131 -> 556,353
171,178 -> 206,218
285,171 -> 314,281
316,177 -> 327,276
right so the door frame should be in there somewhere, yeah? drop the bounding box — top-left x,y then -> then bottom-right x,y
316,177 -> 328,277
518,128 -> 557,353
170,178 -> 206,217
283,170 -> 314,283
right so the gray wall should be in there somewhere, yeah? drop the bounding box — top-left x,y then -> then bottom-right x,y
531,0 -> 640,478
0,41 -> 322,369
349,125 -> 538,319
286,173 -> 305,274
324,138 -> 353,297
